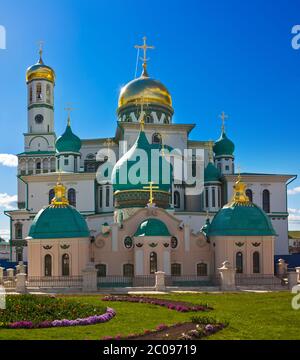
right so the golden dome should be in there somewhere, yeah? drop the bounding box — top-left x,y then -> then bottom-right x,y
26,50 -> 55,83
118,70 -> 172,108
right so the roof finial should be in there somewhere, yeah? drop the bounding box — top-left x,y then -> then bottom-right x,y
38,40 -> 44,64
143,181 -> 159,205
219,111 -> 228,133
135,36 -> 154,77
64,103 -> 75,127
51,172 -> 69,207
229,167 -> 251,205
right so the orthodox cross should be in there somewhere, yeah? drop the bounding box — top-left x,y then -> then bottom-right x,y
38,40 -> 44,63
135,36 -> 155,74
64,103 -> 75,125
143,181 -> 159,205
136,97 -> 147,130
219,111 -> 228,132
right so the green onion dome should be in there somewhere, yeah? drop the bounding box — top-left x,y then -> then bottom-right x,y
207,176 -> 276,237
111,128 -> 172,208
134,218 -> 171,237
213,129 -> 235,157
56,121 -> 81,153
28,181 -> 89,239
204,162 -> 221,183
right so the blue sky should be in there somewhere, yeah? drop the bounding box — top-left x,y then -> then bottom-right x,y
0,0 -> 300,237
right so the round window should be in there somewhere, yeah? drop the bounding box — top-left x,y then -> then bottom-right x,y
35,114 -> 44,124
124,236 -> 133,249
171,236 -> 178,249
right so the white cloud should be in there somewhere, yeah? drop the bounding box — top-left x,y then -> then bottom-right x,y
0,193 -> 17,210
288,187 -> 300,195
0,229 -> 9,241
289,214 -> 300,221
288,208 -> 300,214
0,154 -> 18,167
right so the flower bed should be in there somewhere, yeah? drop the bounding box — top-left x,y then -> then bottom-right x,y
0,295 -> 116,329
102,295 -> 212,312
101,319 -> 227,340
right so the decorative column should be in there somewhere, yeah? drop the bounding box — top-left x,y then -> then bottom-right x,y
111,223 -> 118,252
218,261 -> 236,291
155,271 -> 166,291
82,263 -> 97,292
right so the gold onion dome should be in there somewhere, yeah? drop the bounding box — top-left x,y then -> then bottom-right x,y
26,48 -> 55,83
118,65 -> 172,108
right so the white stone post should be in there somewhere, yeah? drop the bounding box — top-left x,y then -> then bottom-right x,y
296,267 -> 300,283
218,261 -> 236,291
288,271 -> 299,290
82,263 -> 97,292
0,267 -> 4,283
155,271 -> 166,291
16,273 -> 27,293
6,268 -> 14,279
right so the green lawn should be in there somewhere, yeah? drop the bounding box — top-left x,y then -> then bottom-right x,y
0,291 -> 299,340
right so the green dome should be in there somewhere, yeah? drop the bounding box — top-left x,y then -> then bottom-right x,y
111,130 -> 172,193
29,205 -> 90,239
213,130 -> 235,157
56,122 -> 81,153
204,162 -> 221,183
134,218 -> 171,237
207,202 -> 276,237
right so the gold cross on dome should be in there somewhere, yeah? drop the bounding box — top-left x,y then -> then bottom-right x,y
219,111 -> 228,132
37,40 -> 44,63
143,181 -> 159,205
135,36 -> 155,72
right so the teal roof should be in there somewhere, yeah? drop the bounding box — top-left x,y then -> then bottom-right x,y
213,130 -> 235,157
207,202 -> 276,237
56,123 -> 81,153
111,130 -> 172,193
204,162 -> 221,182
29,205 -> 89,239
134,218 -> 171,237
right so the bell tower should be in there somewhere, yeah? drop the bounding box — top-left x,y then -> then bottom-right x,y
25,44 -> 56,153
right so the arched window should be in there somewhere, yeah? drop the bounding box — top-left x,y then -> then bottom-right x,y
106,186 -> 110,207
36,161 -> 41,172
197,262 -> 208,276
46,84 -> 51,103
262,189 -> 270,213
246,189 -> 253,202
44,254 -> 52,277
15,223 -> 23,239
49,189 -> 55,204
29,86 -> 33,103
96,264 -> 107,277
150,252 -> 157,274
68,188 -> 76,207
205,187 -> 209,208
152,133 -> 162,145
212,187 -> 216,207
123,263 -> 134,277
62,254 -> 70,276
171,263 -> 181,276
253,252 -> 260,274
99,187 -> 103,208
36,83 -> 42,101
174,191 -> 180,208
236,252 -> 243,274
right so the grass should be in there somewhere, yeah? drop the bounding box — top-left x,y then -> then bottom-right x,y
0,291 -> 299,339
